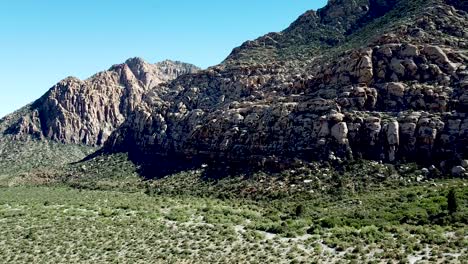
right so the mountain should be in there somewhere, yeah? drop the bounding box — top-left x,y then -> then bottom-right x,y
102,0 -> 468,175
2,0 -> 467,177
1,59 -> 199,146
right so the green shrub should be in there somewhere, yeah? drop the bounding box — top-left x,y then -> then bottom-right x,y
295,204 -> 305,217
320,217 -> 341,229
447,189 -> 458,215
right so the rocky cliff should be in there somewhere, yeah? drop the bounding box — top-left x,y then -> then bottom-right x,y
2,59 -> 199,146
104,0 -> 468,174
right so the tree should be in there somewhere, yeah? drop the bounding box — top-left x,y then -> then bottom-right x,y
295,204 -> 305,217
447,189 -> 458,215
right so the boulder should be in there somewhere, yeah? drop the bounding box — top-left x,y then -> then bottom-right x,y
385,82 -> 407,97
331,122 -> 349,144
461,160 -> 468,168
399,44 -> 420,57
452,166 -> 466,176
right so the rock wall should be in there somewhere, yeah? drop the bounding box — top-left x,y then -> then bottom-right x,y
106,1 -> 468,172
4,59 -> 199,146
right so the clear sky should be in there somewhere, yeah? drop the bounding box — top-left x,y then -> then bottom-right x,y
0,0 -> 327,118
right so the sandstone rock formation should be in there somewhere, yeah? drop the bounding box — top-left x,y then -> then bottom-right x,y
104,0 -> 468,173
2,59 -> 199,146
2,0 -> 467,175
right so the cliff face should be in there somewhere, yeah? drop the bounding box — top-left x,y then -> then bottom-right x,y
105,0 -> 468,172
3,59 -> 199,146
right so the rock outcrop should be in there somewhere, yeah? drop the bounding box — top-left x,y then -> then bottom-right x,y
3,0 -> 467,175
3,59 -> 199,146
105,0 -> 468,173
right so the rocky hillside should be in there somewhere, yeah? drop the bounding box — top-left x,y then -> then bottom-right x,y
1,59 -> 199,146
104,0 -> 468,175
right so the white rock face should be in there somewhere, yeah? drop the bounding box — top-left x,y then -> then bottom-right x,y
331,122 -> 349,145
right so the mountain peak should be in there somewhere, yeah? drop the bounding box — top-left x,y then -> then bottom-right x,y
124,57 -> 148,67
224,0 -> 446,66
2,58 -> 200,146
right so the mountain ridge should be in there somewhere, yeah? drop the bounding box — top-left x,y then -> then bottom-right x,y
1,58 -> 199,146
223,0 -> 440,66
103,0 -> 468,176
2,0 -> 468,177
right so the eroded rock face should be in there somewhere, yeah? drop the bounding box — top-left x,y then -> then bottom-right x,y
4,59 -> 199,146
105,0 -> 468,171
3,0 -> 467,173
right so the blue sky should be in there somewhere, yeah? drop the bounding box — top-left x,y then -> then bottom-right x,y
0,0 -> 327,118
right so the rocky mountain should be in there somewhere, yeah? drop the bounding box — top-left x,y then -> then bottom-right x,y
103,0 -> 468,175
1,59 -> 199,146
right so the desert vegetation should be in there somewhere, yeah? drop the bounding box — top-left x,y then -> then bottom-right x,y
0,153 -> 466,263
